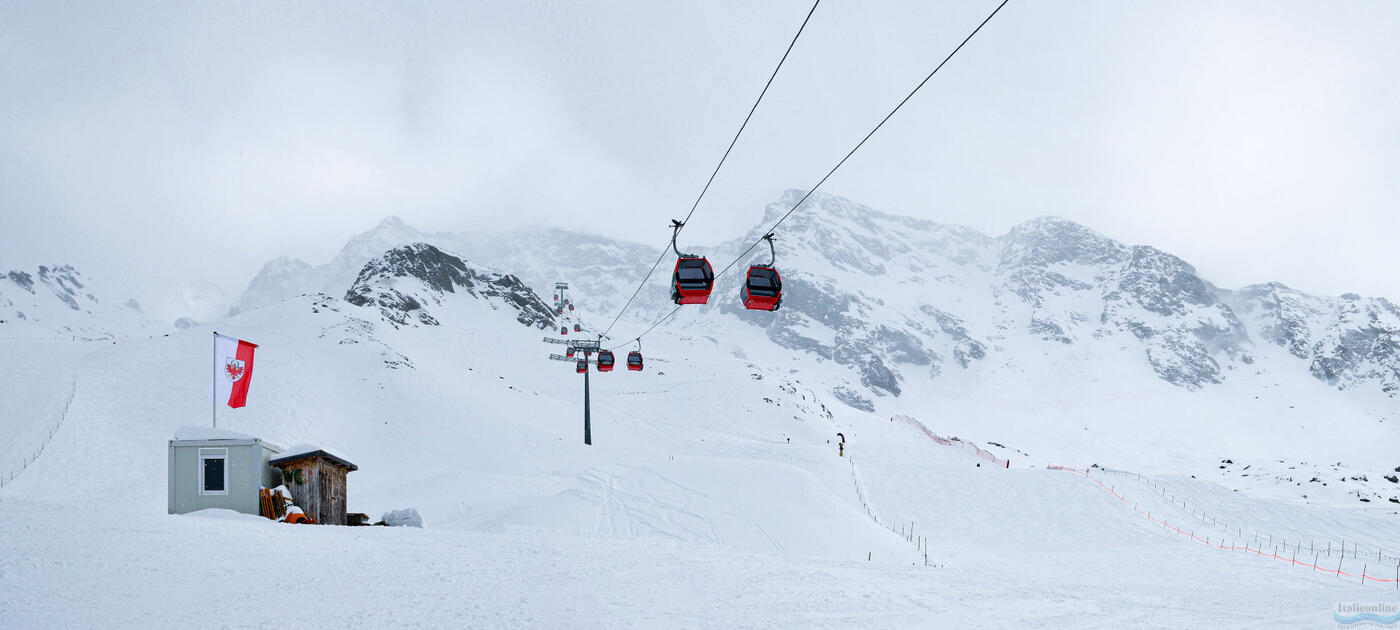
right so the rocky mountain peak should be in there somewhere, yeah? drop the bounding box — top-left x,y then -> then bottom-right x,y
998,216 -> 1128,270
344,243 -> 556,330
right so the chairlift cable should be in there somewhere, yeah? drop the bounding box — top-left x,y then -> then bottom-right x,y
599,0 -> 822,340
622,0 -> 1011,343
715,0 -> 1010,280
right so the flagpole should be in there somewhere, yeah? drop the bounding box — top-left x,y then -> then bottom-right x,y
211,331 -> 217,428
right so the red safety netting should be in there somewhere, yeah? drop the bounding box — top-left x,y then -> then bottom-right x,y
1048,465 -> 1400,586
892,415 -> 1010,468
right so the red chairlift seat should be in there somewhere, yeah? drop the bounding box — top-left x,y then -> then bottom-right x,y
596,350 -> 615,372
742,266 -> 782,311
627,350 -> 643,371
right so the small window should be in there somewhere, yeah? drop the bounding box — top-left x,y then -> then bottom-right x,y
199,448 -> 228,496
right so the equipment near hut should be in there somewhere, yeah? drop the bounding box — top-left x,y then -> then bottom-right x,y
269,445 -> 358,526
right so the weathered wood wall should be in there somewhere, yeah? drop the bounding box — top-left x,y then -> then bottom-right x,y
275,457 -> 350,525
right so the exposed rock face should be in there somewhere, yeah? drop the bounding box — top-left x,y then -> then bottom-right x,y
1228,283 -> 1400,395
344,243 -> 556,330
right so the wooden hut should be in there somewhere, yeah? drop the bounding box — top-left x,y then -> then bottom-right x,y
269,445 -> 357,526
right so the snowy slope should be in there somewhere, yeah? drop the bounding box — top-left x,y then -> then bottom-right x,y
5,196 -> 1400,627
0,264 -> 157,339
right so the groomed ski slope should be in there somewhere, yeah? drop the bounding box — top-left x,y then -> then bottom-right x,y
2,290 -> 1397,628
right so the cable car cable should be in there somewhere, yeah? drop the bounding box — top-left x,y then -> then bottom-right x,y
620,0 -> 1010,344
599,0 -> 822,340
714,0 -> 1009,280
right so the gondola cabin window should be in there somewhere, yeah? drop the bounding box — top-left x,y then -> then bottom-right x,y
199,448 -> 228,495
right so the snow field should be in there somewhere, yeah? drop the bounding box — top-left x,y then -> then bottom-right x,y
2,275 -> 1398,627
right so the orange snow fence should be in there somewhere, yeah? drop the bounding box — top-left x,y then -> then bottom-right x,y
1048,465 -> 1400,586
891,415 -> 1010,468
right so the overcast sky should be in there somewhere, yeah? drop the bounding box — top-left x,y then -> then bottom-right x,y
2,0 -> 1398,306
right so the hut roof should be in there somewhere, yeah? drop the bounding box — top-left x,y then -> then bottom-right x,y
270,443 -> 358,471
173,426 -> 255,441
170,425 -> 285,450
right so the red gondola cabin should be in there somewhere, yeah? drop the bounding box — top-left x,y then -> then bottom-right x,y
742,266 -> 782,311
671,257 -> 714,305
627,351 -> 643,371
596,350 -> 615,372
575,360 -> 587,373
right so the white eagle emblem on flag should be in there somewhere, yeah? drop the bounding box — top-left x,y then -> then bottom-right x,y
224,357 -> 246,382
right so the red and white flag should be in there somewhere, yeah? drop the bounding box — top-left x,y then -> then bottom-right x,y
213,333 -> 257,408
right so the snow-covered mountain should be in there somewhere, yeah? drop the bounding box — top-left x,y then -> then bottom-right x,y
0,264 -> 155,339
228,216 -> 460,316
230,192 -> 1400,404
700,191 -> 1400,400
344,243 -> 556,330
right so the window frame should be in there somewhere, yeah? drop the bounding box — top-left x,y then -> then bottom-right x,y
198,447 -> 229,496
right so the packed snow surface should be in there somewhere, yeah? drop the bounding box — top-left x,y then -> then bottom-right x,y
5,200 -> 1400,628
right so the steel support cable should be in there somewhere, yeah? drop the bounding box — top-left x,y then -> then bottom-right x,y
599,0 -> 822,340
621,0 -> 1011,345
